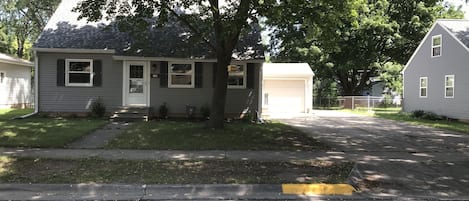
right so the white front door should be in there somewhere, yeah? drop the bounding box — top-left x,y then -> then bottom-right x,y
124,61 -> 149,106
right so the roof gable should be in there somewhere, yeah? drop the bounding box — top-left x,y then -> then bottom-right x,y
34,0 -> 264,60
402,19 -> 469,74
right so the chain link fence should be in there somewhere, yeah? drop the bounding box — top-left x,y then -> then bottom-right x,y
314,95 -> 402,110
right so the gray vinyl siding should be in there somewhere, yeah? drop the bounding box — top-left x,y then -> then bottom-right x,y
38,53 -> 260,117
37,52 -> 122,113
150,62 -> 260,117
403,24 -> 469,120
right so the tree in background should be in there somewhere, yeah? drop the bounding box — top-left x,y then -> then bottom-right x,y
267,0 -> 463,96
0,0 -> 60,59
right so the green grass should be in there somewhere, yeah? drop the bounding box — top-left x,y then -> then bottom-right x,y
106,120 -> 328,151
0,108 -> 34,120
344,107 -> 469,134
0,109 -> 108,148
0,156 -> 353,184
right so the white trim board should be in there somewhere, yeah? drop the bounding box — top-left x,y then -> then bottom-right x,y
34,48 -> 116,54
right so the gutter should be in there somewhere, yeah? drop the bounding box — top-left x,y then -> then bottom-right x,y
15,50 -> 39,119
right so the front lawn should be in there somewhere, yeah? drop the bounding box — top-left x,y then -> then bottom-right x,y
0,156 -> 353,184
0,109 -> 108,148
346,107 -> 469,134
106,120 -> 328,151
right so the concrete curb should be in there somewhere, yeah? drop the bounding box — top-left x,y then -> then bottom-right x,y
0,183 -> 367,201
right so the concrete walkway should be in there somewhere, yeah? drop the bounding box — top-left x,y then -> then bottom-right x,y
67,122 -> 131,149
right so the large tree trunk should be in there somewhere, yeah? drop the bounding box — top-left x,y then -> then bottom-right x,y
208,51 -> 231,129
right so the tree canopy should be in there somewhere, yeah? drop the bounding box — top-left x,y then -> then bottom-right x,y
266,0 -> 464,96
0,0 -> 60,59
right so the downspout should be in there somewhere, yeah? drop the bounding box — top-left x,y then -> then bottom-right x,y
257,63 -> 263,119
17,50 -> 39,119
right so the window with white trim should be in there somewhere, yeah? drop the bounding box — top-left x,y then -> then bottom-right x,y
168,62 -> 194,88
227,64 -> 246,88
445,75 -> 454,98
66,59 -> 93,87
432,35 -> 442,57
420,77 -> 428,98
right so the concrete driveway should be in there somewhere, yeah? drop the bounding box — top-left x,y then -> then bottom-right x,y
280,110 -> 469,199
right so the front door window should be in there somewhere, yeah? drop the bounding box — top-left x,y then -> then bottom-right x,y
129,65 -> 144,93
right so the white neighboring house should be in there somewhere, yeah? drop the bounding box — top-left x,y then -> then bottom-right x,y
262,63 -> 314,117
0,53 -> 34,108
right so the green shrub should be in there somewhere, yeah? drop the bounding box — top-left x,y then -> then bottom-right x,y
200,104 -> 210,119
421,112 -> 444,121
159,102 -> 169,119
90,98 -> 106,117
411,110 -> 425,118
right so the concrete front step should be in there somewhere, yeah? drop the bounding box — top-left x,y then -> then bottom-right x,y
110,107 -> 150,122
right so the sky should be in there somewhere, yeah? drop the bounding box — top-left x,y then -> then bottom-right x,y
446,0 -> 469,18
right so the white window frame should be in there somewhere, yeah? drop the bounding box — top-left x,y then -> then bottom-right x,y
0,71 -> 5,84
227,63 -> 247,89
168,61 -> 195,88
445,75 -> 454,98
65,59 -> 93,87
431,35 -> 442,58
419,77 -> 428,98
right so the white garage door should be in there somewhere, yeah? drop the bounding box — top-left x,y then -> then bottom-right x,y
264,80 -> 305,113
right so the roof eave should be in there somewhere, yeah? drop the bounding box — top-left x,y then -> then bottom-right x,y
0,59 -> 34,67
33,48 -> 116,54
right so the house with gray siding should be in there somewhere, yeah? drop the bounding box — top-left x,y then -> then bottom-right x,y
403,19 -> 469,120
33,0 -> 264,118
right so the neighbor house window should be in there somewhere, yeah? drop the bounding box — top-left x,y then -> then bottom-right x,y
227,64 -> 246,88
168,62 -> 194,88
65,59 -> 93,87
432,35 -> 442,57
420,77 -> 428,98
0,71 -> 5,83
445,75 -> 454,98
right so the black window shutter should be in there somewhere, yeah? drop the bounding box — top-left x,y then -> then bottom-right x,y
160,61 -> 168,88
57,59 -> 65,86
247,63 -> 256,89
93,60 -> 102,87
195,62 -> 203,88
212,62 -> 217,88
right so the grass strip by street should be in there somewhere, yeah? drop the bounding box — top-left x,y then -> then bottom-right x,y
0,109 -> 108,148
106,120 -> 329,151
0,156 -> 353,184
344,108 -> 469,135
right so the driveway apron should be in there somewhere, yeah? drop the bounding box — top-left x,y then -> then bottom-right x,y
280,110 -> 469,199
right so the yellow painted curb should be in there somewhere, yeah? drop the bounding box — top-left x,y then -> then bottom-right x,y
282,184 -> 355,195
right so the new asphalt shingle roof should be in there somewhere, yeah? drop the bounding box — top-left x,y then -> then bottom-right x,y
437,19 -> 469,49
34,0 -> 264,60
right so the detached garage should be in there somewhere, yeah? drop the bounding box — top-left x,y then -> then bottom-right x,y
261,63 -> 314,116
